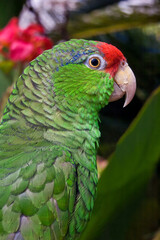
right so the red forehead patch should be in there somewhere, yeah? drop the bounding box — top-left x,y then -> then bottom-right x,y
96,42 -> 125,66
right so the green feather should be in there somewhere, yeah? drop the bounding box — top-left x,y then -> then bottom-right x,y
38,205 -> 55,226
2,205 -> 20,233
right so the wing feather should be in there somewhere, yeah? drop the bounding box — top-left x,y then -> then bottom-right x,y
0,146 -> 76,240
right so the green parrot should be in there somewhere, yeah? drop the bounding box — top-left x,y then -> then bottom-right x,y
0,39 -> 136,240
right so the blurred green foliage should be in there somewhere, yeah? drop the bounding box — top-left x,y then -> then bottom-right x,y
69,4 -> 160,39
0,70 -> 12,98
0,0 -> 24,28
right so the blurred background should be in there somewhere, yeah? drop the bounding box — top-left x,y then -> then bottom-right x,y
0,0 -> 160,239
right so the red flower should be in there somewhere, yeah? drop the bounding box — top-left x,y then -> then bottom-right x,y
0,17 -> 53,63
10,40 -> 34,62
0,18 -> 19,46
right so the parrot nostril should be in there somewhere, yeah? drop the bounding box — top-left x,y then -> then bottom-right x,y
121,60 -> 128,68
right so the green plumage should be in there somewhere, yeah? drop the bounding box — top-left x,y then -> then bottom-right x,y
0,39 -> 114,239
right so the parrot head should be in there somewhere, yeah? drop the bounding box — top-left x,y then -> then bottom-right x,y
51,39 -> 136,110
3,39 -> 136,126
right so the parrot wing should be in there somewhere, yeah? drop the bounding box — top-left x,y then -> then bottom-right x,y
0,141 -> 77,240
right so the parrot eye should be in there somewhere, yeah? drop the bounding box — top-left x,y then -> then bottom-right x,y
89,57 -> 101,68
84,54 -> 106,70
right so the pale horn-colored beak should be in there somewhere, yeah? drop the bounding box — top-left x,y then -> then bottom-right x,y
109,62 -> 136,107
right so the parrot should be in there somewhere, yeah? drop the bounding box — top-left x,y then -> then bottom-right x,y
0,39 -> 136,240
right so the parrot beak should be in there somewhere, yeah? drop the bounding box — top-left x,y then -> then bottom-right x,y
109,62 -> 136,107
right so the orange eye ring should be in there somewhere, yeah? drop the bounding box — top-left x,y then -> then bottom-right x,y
89,57 -> 101,68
